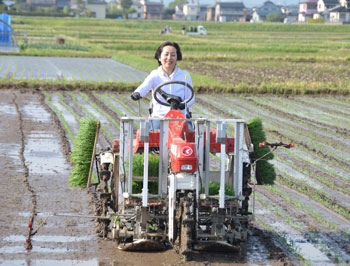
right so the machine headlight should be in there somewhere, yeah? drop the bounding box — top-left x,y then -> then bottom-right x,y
181,164 -> 192,171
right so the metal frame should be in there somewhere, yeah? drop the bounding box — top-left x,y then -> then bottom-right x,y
119,116 -> 247,206
159,120 -> 169,196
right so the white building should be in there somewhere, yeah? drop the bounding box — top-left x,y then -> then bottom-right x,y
86,0 -> 107,18
215,1 -> 245,22
183,3 -> 200,20
251,0 -> 282,22
329,4 -> 350,23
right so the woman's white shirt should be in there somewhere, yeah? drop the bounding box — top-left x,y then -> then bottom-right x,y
135,66 -> 194,118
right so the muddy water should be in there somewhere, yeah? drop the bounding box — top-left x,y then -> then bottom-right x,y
260,96 -> 350,129
204,94 -> 350,162
280,148 -> 349,182
0,92 -> 32,243
50,93 -> 80,148
257,182 -> 350,263
254,196 -> 334,265
0,91 -> 97,264
0,259 -> 100,266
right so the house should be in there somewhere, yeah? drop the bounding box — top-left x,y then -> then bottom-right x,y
339,0 -> 350,7
281,5 -> 298,23
56,0 -> 70,9
85,0 -> 106,18
182,3 -> 199,20
26,0 -> 55,7
198,5 -> 209,20
298,0 -> 318,22
180,3 -> 208,20
173,4 -> 185,20
206,6 -> 215,21
314,0 -> 338,20
251,1 -> 282,22
3,0 -> 16,9
129,0 -> 144,19
70,0 -> 79,9
26,0 -> 71,9
240,8 -> 252,22
128,0 -> 163,20
317,0 -> 339,13
173,3 -> 209,21
142,0 -> 163,19
215,2 -> 245,22
329,4 -> 350,23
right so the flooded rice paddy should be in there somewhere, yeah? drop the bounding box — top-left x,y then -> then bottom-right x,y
0,88 -> 349,265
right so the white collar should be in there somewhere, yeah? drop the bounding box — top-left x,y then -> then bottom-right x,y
158,66 -> 177,78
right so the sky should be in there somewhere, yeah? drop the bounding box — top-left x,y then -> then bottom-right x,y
163,0 -> 299,8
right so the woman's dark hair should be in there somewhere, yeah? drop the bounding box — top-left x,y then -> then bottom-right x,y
154,41 -> 182,66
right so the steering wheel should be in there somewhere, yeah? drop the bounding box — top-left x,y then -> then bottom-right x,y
153,80 -> 194,108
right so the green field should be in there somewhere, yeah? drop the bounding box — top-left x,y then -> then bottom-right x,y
5,16 -> 350,94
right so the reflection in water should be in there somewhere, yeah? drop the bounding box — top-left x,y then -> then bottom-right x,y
3,234 -> 95,243
0,259 -> 99,266
0,245 -> 76,254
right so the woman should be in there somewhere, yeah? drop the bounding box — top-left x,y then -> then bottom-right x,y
130,41 -> 195,130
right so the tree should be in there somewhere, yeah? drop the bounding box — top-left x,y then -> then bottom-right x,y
75,0 -> 85,14
266,13 -> 285,22
168,0 -> 186,9
63,6 -> 69,15
0,3 -> 6,12
119,0 -> 132,18
50,5 -> 58,12
107,3 -> 123,18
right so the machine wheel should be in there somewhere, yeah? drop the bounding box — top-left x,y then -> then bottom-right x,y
110,154 -> 119,212
97,163 -> 111,237
178,192 -> 196,258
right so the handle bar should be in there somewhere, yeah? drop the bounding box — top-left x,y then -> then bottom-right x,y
259,142 -> 294,149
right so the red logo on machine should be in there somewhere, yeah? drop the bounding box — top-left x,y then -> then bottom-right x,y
181,146 -> 193,156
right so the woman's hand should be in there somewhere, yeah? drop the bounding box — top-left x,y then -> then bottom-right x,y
131,92 -> 141,101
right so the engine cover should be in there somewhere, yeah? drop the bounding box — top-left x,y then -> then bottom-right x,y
170,142 -> 197,173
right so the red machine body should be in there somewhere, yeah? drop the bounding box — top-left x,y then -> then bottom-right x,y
114,110 -> 235,173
